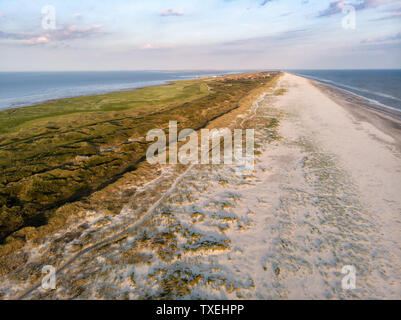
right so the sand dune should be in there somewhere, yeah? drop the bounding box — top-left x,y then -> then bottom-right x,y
2,73 -> 400,300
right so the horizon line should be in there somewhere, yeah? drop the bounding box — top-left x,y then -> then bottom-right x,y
1,68 -> 401,73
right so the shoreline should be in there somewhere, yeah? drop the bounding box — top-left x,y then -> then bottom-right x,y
286,72 -> 401,120
5,80 -> 175,110
286,71 -> 401,114
0,71 -> 241,112
3,70 -> 400,120
265,73 -> 401,298
286,72 -> 401,152
307,77 -> 401,152
310,79 -> 401,122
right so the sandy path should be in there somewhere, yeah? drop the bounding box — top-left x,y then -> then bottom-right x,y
2,73 -> 400,300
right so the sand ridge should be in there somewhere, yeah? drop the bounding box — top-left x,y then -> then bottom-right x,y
1,73 -> 400,299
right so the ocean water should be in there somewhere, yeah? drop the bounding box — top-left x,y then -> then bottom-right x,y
0,70 -> 241,110
288,70 -> 401,112
2,70 -> 400,112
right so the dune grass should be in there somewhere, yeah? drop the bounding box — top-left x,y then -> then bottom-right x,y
0,72 -> 280,246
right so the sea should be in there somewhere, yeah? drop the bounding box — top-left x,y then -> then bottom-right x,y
1,69 -> 400,112
288,69 -> 401,112
0,70 -> 242,111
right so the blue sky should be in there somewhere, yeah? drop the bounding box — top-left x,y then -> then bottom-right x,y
0,0 -> 400,70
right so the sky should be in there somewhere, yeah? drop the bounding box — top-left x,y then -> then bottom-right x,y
0,0 -> 400,71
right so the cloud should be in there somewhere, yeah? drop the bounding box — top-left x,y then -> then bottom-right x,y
29,24 -> 105,44
318,1 -> 345,17
0,11 -> 5,18
212,28 -> 313,54
359,0 -> 389,9
0,30 -> 31,40
361,32 -> 401,44
160,9 -> 184,17
135,28 -> 313,56
260,0 -> 274,6
373,11 -> 401,20
74,13 -> 83,19
139,43 -> 173,50
25,36 -> 50,45
318,0 -> 388,17
280,11 -> 295,17
0,24 -> 106,45
384,2 -> 401,11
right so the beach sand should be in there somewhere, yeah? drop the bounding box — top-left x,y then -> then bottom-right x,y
2,72 -> 400,299
258,73 -> 401,298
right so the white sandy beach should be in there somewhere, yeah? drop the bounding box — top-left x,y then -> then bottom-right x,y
2,72 -> 400,300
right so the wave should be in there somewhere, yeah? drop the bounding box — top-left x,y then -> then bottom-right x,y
294,73 -> 401,103
292,73 -> 401,114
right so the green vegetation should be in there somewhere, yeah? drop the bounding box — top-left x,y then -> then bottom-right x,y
0,72 -> 280,245
0,80 -> 209,135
